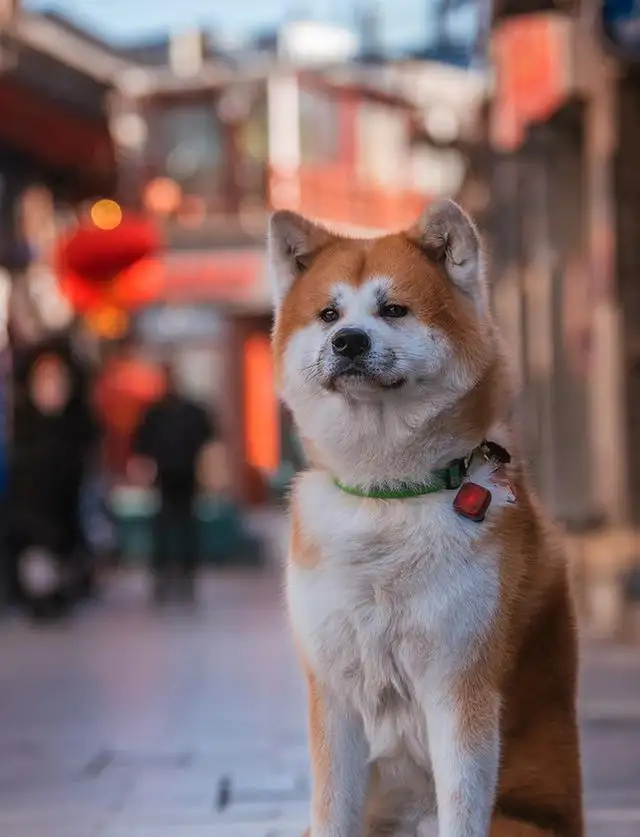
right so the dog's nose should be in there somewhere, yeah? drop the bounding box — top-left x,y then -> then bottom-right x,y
331,328 -> 371,359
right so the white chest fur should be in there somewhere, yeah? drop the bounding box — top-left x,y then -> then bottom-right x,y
287,469 -> 506,765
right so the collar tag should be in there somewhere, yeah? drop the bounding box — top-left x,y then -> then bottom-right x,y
453,482 -> 492,522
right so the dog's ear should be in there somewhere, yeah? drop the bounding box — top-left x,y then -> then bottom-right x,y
408,200 -> 485,304
268,211 -> 336,305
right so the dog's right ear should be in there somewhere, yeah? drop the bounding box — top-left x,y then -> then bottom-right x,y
268,211 -> 335,306
408,200 -> 485,307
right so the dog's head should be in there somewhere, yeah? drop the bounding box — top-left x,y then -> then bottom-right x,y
269,201 -> 506,475
271,200 -> 497,398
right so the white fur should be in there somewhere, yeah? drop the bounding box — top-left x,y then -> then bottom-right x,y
281,277 -> 455,398
310,697 -> 370,837
425,694 -> 500,837
288,461 -> 510,836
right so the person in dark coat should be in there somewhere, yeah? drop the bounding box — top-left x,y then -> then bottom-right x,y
130,362 -> 215,605
0,348 -> 9,610
8,333 -> 99,619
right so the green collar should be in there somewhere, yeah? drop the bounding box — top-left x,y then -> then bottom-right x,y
331,440 -> 511,500
333,458 -> 466,500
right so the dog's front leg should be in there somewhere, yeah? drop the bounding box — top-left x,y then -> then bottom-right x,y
424,682 -> 500,837
306,668 -> 370,837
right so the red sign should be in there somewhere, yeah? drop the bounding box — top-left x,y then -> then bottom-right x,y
491,13 -> 572,152
163,251 -> 265,303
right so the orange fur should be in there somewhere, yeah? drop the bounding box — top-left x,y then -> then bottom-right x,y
291,500 -> 321,569
305,666 -> 332,829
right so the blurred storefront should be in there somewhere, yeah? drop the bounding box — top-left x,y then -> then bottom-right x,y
129,251 -> 275,506
0,10 -> 119,344
103,45 -> 429,503
485,2 -> 637,533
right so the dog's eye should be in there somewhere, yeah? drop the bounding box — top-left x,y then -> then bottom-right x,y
319,307 -> 339,324
380,303 -> 408,319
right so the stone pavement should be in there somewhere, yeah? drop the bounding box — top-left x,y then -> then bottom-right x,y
0,570 -> 639,837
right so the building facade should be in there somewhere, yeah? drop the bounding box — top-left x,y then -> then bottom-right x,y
486,0 -> 640,547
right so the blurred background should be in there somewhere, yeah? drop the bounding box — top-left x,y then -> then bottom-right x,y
0,0 -> 639,835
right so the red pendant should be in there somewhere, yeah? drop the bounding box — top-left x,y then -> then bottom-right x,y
453,482 -> 492,522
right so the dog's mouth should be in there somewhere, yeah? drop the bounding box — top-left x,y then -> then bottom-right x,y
325,367 -> 406,392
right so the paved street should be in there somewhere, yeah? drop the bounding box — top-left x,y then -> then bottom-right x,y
0,569 -> 639,837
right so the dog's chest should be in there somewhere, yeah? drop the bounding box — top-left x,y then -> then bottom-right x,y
288,471 -> 501,758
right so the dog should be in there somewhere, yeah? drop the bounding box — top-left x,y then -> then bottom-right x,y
269,200 -> 583,837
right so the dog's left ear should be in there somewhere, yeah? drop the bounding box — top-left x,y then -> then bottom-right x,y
408,200 -> 485,304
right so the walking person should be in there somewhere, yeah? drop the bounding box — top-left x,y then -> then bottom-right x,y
129,362 -> 216,606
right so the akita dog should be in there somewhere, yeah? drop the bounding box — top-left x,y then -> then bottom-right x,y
269,200 -> 583,837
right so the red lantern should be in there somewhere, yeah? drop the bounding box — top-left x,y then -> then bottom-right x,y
55,214 -> 163,313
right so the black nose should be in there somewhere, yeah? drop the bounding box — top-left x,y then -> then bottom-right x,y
331,327 -> 371,359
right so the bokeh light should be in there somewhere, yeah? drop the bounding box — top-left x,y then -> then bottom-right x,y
143,177 -> 182,216
90,199 -> 123,231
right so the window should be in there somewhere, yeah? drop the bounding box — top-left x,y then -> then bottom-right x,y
152,102 -> 225,199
